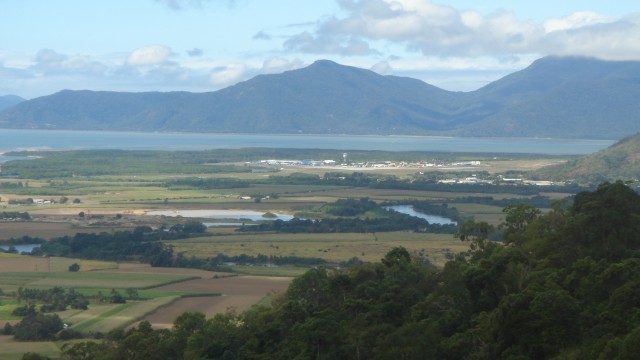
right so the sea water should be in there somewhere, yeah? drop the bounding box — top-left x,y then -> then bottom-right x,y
0,129 -> 614,155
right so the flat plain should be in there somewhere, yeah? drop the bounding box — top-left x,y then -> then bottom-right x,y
0,150 -> 572,358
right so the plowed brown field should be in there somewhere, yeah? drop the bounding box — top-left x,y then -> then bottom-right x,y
141,275 -> 291,329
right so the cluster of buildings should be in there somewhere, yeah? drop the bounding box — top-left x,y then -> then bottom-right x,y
256,159 -> 338,166
437,175 -> 561,186
254,158 -> 482,169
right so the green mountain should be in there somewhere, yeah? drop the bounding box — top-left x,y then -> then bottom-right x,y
1,56 -> 640,138
457,57 -> 640,138
0,95 -> 24,112
535,132 -> 640,183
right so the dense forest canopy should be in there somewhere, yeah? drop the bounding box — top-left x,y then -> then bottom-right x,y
52,181 -> 640,359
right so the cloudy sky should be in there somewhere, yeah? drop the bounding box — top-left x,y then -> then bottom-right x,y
2,0 -> 640,99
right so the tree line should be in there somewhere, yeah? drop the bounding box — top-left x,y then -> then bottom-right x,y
238,215 -> 457,234
30,223 -> 206,265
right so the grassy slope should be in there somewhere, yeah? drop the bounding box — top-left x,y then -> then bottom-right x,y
535,133 -> 640,183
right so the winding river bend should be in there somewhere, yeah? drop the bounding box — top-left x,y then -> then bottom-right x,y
384,205 -> 457,225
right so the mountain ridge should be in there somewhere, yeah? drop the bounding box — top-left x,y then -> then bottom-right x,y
534,132 -> 640,183
1,56 -> 639,139
0,95 -> 25,112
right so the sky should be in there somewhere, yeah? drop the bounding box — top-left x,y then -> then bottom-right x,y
1,0 -> 640,99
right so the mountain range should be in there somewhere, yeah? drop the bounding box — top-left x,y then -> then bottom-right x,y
1,56 -> 640,139
0,95 -> 24,112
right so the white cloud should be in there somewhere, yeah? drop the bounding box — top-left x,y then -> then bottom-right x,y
543,11 -> 611,33
253,31 -> 271,40
126,45 -> 172,66
542,15 -> 640,60
31,49 -> 108,75
261,57 -> 304,74
154,0 -> 235,10
370,61 -> 392,75
284,31 -> 379,56
187,48 -> 204,57
209,63 -> 247,86
283,0 -> 640,61
35,49 -> 67,64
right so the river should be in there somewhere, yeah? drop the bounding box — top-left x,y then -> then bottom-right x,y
384,205 -> 457,225
0,244 -> 41,253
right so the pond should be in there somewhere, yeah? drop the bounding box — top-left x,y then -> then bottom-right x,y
384,205 -> 457,225
146,209 -> 295,224
202,222 -> 247,227
0,244 -> 40,253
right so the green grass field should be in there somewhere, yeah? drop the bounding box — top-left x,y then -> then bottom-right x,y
230,265 -> 309,277
0,337 -> 61,360
0,271 -> 197,292
166,231 -> 468,267
0,299 -> 20,321
69,296 -> 179,334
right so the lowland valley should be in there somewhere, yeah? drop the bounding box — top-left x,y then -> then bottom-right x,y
0,139 -> 638,358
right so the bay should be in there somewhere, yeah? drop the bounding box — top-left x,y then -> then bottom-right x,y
0,129 -> 614,155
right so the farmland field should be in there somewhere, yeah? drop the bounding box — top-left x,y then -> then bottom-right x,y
165,232 -> 467,266
0,267 -> 196,293
0,335 -> 60,360
141,275 -> 291,328
71,296 -> 179,333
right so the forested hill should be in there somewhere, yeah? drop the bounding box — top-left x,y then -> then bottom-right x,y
534,132 -> 640,183
0,94 -> 24,112
2,56 -> 640,139
56,182 -> 640,359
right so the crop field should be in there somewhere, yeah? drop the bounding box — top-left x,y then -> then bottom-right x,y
142,275 -> 292,328
0,257 -> 288,334
0,335 -> 61,360
230,265 -> 309,277
166,231 -> 468,266
453,203 -> 506,224
0,256 -> 119,290
0,299 -> 20,322
0,221 -> 82,238
0,255 -> 117,272
0,219 -> 145,238
25,271 -> 196,290
0,268 -> 191,295
70,296 -> 179,333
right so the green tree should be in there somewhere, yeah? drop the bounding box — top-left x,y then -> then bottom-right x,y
12,313 -> 64,341
381,246 -> 411,267
62,341 -> 116,360
108,289 -> 126,304
20,353 -> 52,360
500,203 -> 541,245
68,262 -> 80,272
126,288 -> 139,300
568,181 -> 640,261
456,219 -> 495,252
